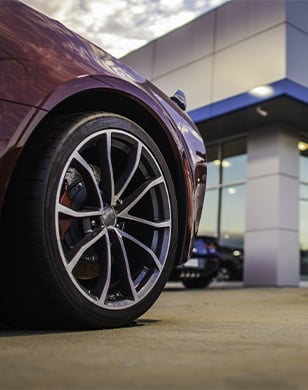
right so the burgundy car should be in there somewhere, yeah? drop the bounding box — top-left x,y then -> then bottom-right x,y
0,1 -> 206,329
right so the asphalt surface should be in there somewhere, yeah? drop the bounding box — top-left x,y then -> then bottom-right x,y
1,282 -> 308,389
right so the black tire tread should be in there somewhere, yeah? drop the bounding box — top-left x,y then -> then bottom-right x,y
0,112 -> 178,329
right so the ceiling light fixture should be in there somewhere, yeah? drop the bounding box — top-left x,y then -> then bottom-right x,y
249,85 -> 274,97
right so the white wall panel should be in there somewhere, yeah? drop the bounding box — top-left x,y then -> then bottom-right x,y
152,57 -> 213,111
213,25 -> 286,103
246,174 -> 298,232
152,12 -> 215,78
215,0 -> 285,51
247,127 -> 299,179
276,230 -> 299,286
245,126 -> 299,286
245,230 -> 299,286
121,42 -> 155,80
287,25 -> 308,87
286,0 -> 308,35
123,0 -> 289,108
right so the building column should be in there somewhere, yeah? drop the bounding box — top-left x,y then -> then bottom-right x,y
244,126 -> 299,286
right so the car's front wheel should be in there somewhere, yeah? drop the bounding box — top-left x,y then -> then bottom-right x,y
1,112 -> 178,329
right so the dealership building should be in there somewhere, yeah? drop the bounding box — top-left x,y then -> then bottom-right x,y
122,0 -> 308,286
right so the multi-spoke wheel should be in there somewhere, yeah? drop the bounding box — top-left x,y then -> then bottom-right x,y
1,113 -> 178,329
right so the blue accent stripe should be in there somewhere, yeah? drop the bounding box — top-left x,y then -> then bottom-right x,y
188,79 -> 308,123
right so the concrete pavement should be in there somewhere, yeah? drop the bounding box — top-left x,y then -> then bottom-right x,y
1,283 -> 308,389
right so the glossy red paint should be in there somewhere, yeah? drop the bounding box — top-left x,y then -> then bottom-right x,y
0,0 -> 206,264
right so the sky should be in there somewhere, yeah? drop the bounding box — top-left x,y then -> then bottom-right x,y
22,0 -> 229,58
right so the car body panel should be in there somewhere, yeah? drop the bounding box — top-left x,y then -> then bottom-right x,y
0,0 -> 206,264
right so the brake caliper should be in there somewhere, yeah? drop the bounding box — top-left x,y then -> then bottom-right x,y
59,179 -> 72,240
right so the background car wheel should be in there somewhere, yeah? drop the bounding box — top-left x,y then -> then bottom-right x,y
215,267 -> 231,282
0,112 -> 178,329
182,276 -> 213,289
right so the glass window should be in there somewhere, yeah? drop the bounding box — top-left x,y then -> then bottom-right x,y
222,138 -> 247,184
299,143 -> 308,277
198,188 -> 218,237
220,185 -> 246,248
300,155 -> 308,183
300,197 -> 308,251
300,183 -> 308,201
206,144 -> 219,188
198,137 -> 247,247
300,185 -> 308,276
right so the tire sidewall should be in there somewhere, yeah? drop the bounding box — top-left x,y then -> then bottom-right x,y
42,113 -> 178,326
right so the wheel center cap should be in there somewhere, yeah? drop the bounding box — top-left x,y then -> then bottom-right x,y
102,206 -> 117,227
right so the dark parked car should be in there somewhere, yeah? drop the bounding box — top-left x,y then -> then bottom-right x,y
217,244 -> 244,281
0,1 -> 206,329
170,236 -> 220,288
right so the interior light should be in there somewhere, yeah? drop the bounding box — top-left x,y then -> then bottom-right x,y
298,141 -> 308,151
228,187 -> 237,195
249,85 -> 274,97
222,160 -> 231,168
211,159 -> 232,167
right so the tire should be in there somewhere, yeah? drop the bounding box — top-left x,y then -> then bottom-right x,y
215,267 -> 231,282
0,112 -> 178,329
182,276 -> 213,289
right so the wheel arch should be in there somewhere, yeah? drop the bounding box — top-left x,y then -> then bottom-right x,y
26,86 -> 190,266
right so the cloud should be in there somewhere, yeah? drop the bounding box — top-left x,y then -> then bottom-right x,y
22,0 -> 229,57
